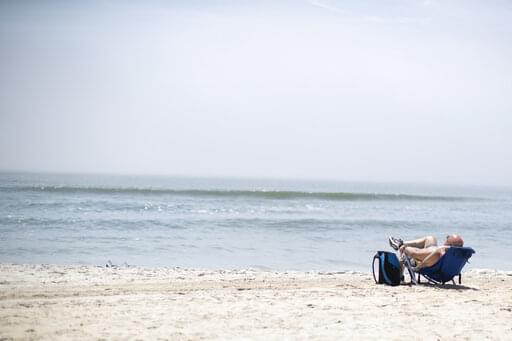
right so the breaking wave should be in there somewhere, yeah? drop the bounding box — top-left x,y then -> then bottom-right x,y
1,185 -> 482,202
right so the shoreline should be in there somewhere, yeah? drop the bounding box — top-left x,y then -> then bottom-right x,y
1,263 -> 512,340
2,261 -> 511,278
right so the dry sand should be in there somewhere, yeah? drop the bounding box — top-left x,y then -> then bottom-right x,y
1,263 -> 511,340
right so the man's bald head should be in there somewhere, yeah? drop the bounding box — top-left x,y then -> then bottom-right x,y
445,234 -> 464,247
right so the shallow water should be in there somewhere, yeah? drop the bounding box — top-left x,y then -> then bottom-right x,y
1,172 -> 511,271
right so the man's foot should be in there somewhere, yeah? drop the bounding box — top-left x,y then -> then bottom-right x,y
389,236 -> 403,251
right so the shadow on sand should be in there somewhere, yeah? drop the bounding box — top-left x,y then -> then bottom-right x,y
402,281 -> 478,291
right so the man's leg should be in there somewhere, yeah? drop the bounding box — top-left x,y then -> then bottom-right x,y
402,235 -> 438,249
389,235 -> 438,251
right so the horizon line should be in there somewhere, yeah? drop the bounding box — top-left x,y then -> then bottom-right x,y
0,168 -> 511,191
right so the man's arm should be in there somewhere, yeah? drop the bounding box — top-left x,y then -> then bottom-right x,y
415,247 -> 446,269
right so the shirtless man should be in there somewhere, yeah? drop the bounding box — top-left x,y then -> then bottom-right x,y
388,234 -> 464,270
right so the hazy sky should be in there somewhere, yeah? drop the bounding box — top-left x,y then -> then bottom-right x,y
1,0 -> 511,185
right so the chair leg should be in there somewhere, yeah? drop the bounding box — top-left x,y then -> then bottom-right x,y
417,274 -> 421,284
459,274 -> 462,285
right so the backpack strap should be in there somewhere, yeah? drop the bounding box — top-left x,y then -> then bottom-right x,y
372,253 -> 380,284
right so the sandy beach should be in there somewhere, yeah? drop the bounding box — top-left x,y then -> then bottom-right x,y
1,264 -> 511,340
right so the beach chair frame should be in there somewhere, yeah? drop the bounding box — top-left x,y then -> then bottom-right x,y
416,271 -> 462,286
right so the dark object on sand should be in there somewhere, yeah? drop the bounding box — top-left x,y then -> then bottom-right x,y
372,251 -> 401,286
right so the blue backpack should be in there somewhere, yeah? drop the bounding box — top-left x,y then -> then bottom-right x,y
372,251 -> 401,286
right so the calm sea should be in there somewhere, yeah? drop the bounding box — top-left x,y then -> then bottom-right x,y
1,172 -> 511,271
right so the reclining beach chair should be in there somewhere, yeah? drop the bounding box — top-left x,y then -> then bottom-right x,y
404,247 -> 475,285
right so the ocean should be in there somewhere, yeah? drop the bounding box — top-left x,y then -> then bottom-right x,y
1,172 -> 511,271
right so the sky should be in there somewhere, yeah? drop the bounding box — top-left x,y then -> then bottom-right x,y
0,0 -> 511,186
